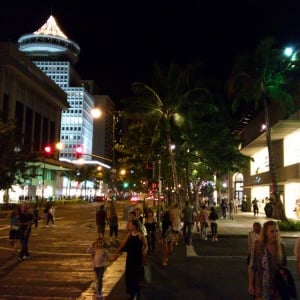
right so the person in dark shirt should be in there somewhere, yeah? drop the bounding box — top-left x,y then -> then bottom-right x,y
18,203 -> 34,261
96,205 -> 107,238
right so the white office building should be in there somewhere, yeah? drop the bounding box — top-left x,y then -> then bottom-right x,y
18,15 -> 94,162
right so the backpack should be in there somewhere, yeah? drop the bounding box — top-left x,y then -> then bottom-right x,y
210,211 -> 218,221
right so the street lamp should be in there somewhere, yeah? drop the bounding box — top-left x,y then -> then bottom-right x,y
91,107 -> 102,119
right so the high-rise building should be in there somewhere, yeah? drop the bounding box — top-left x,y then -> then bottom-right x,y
17,15 -> 95,163
0,42 -> 71,201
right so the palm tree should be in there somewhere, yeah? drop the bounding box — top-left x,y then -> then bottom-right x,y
122,61 -> 216,203
228,37 -> 294,221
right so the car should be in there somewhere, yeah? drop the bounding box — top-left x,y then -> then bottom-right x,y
94,196 -> 106,202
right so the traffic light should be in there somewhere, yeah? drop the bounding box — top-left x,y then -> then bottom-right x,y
75,145 -> 84,159
43,145 -> 54,157
123,181 -> 129,189
146,162 -> 153,179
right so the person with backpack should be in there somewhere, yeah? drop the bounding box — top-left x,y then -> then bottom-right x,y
209,206 -> 219,242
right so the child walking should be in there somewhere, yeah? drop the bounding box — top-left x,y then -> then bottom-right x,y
87,237 -> 112,299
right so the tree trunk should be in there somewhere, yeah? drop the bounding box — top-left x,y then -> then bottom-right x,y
264,97 -> 287,221
167,134 -> 179,204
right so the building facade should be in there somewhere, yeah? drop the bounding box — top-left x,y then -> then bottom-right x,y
0,42 -> 70,201
238,103 -> 300,219
17,15 -> 95,162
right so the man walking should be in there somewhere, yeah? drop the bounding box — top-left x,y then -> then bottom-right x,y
18,203 -> 34,261
252,198 -> 259,216
182,201 -> 194,245
96,205 -> 107,238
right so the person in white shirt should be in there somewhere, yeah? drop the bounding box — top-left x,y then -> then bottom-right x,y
170,203 -> 182,246
87,237 -> 112,299
247,222 -> 261,265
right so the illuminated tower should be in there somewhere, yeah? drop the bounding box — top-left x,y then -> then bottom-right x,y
18,15 -> 94,161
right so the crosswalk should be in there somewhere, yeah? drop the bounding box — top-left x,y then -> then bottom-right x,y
78,253 -> 126,300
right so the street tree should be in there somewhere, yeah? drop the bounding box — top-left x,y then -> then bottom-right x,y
0,117 -> 38,202
228,37 -> 295,221
122,61 -> 216,203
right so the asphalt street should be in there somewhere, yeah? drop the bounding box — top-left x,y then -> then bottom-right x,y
0,202 -> 299,300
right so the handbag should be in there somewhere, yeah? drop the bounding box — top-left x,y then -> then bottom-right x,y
274,267 -> 297,299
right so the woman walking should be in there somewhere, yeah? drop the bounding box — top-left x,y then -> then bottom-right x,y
209,207 -> 219,242
144,210 -> 157,255
248,220 -> 295,300
113,219 -> 148,300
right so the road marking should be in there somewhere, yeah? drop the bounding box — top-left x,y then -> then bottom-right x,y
79,253 -> 126,300
189,255 -> 296,260
0,246 -> 90,256
186,244 -> 198,257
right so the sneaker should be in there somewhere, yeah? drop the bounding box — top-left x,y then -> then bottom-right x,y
17,257 -> 23,262
215,238 -> 218,242
22,255 -> 29,260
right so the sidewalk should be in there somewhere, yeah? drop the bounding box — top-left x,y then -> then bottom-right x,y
217,211 -> 300,237
79,211 -> 300,300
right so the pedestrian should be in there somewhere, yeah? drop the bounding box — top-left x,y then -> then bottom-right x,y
87,237 -> 113,299
252,197 -> 259,216
96,205 -> 107,238
144,209 -> 157,255
18,203 -> 34,261
33,204 -> 39,228
8,205 -> 21,251
247,222 -> 261,265
228,199 -> 234,220
248,220 -> 293,300
198,204 -> 209,240
46,204 -> 55,226
294,236 -> 300,279
170,203 -> 182,246
221,198 -> 227,219
113,219 -> 148,300
234,198 -> 239,215
209,206 -> 219,242
182,201 -> 194,245
160,210 -> 173,266
108,208 -> 119,245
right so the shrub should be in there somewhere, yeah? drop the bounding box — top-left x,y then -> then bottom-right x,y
277,219 -> 300,231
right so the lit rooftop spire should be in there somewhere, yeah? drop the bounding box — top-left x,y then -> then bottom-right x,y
34,15 -> 68,39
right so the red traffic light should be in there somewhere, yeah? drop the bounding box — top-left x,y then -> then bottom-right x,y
75,145 -> 84,158
43,145 -> 54,156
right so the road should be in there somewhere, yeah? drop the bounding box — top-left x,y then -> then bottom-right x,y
0,202 -> 299,300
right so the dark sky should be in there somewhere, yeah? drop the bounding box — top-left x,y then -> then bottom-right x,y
1,0 -> 300,101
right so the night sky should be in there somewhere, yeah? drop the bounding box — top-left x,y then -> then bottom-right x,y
1,0 -> 300,103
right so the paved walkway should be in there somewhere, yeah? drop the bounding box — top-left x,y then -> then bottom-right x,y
78,211 -> 300,300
